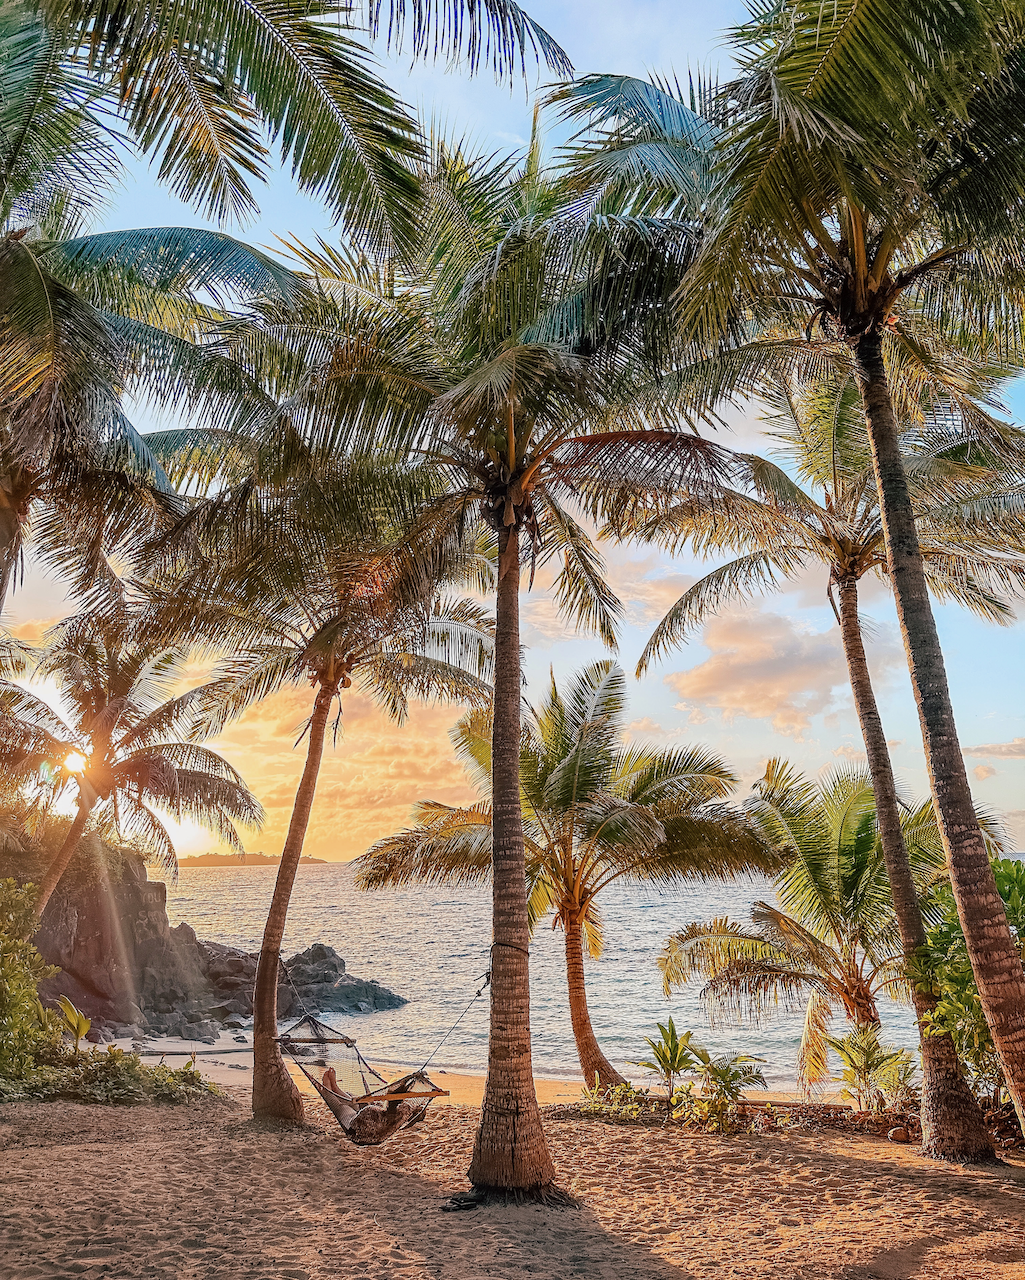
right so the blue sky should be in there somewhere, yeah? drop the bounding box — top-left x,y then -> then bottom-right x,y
9,1 -> 1024,856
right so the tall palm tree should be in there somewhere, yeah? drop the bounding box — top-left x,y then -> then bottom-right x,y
163,133 -> 734,1192
357,660 -> 779,1088
145,472 -> 494,1123
0,610 -> 263,925
665,1 -> 1025,1126
622,375 -> 1025,1156
660,761 -> 955,1093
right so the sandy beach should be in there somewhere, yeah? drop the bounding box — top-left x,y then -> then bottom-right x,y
3,1082 -> 1023,1280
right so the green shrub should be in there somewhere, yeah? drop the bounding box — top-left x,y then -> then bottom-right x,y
0,879 -> 62,1079
0,1046 -> 214,1105
918,858 -> 1025,1105
828,1023 -> 918,1112
0,879 -> 215,1106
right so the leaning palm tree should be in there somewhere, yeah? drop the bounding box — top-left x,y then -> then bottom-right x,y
0,611 -> 263,925
660,761 -> 954,1092
357,660 -> 779,1087
623,374 -> 1025,1156
663,2 -> 1025,1126
146,474 -> 494,1123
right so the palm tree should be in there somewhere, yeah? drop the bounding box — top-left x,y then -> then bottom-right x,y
31,0 -> 571,237
166,133 -> 734,1192
145,473 -> 494,1123
357,660 -> 778,1087
622,374 -> 1025,1157
659,1 -> 1025,1126
659,761 -> 954,1093
0,610 -> 263,926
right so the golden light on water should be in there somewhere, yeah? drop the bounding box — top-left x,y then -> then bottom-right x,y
64,752 -> 88,774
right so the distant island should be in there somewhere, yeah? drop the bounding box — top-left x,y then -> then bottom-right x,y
178,853 -> 328,867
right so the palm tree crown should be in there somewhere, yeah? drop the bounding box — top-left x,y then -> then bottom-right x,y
358,660 -> 778,1086
660,761 -> 959,1090
0,610 -> 263,922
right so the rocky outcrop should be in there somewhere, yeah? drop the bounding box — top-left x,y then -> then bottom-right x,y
3,841 -> 405,1041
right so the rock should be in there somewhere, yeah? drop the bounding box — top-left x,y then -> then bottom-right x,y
233,1034 -> 248,1044
1,842 -> 405,1034
887,1126 -> 910,1143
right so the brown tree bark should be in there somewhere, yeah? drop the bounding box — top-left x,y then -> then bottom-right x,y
252,678 -> 337,1122
564,914 -> 625,1088
30,798 -> 93,928
467,523 -> 557,1193
854,330 -> 1025,1131
836,577 -> 994,1160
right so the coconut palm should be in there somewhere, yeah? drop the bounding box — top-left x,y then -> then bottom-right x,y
30,0 -> 570,237
357,660 -> 778,1088
659,761 -> 957,1092
162,132 -> 734,1193
662,2 -> 1025,1127
144,469 -> 494,1123
0,610 -> 263,925
622,374 -> 1025,1155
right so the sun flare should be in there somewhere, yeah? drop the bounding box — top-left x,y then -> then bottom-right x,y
64,751 -> 88,774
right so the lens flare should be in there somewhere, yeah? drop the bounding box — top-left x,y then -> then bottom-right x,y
64,751 -> 88,774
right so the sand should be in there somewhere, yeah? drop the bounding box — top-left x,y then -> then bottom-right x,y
3,1082 -> 1024,1280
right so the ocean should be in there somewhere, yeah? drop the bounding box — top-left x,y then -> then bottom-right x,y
158,861 -> 922,1090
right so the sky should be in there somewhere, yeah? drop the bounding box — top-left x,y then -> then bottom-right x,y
9,0 -> 1025,857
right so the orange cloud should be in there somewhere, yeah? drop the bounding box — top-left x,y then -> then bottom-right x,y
202,687 -> 478,862
8,617 -> 62,645
964,738 -> 1025,759
973,764 -> 997,781
665,612 -> 855,740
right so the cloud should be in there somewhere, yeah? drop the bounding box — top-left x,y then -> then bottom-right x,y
833,744 -> 867,762
973,764 -> 997,781
964,738 -> 1025,759
664,612 -> 856,740
8,617 -> 61,645
201,687 -> 478,862
626,717 -> 677,741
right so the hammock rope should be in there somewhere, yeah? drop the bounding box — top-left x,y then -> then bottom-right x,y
269,958 -> 492,1144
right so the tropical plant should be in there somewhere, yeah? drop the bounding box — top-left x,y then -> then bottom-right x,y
172,130 -> 733,1194
619,371 -> 1025,1158
555,4 -> 1025,1146
828,1022 -> 918,1114
357,659 -> 778,1088
659,761 -> 958,1093
633,1018 -> 701,1110
0,878 -> 60,1082
0,611 -> 264,925
144,471 -> 494,1123
54,995 -> 91,1057
921,859 -> 1025,1107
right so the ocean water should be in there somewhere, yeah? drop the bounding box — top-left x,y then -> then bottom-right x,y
158,862 -> 921,1090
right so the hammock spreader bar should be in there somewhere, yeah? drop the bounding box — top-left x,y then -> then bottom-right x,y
274,1014 -> 449,1121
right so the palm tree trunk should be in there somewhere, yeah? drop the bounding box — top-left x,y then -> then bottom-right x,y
467,523 -> 557,1194
29,798 -> 92,927
564,917 -> 625,1088
252,679 -> 336,1122
836,576 -> 993,1160
854,329 -> 1025,1131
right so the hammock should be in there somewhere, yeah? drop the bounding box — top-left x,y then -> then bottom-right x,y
276,1014 -> 449,1146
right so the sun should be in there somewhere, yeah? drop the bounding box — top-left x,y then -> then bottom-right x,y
64,751 -> 88,774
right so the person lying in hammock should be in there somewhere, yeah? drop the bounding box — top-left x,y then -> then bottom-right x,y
314,1068 -> 421,1147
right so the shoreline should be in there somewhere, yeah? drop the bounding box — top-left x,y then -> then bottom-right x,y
113,1031 -> 836,1105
